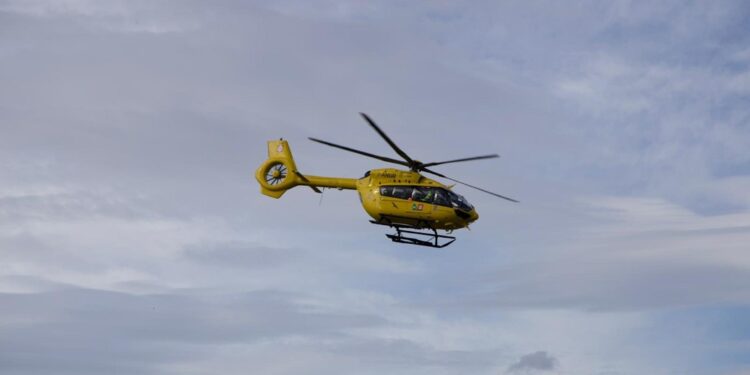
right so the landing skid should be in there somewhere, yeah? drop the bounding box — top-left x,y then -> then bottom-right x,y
369,220 -> 456,248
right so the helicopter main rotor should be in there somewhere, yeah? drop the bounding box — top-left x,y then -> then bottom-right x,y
308,113 -> 518,203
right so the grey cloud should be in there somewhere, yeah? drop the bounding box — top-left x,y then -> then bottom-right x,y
507,351 -> 557,373
331,338 -> 503,371
181,241 -> 294,269
424,256 -> 750,312
0,286 -> 510,375
0,287 -> 385,375
0,189 -> 154,221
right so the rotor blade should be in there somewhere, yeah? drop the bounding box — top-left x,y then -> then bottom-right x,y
308,137 -> 409,167
422,168 -> 519,203
295,171 -> 322,194
359,113 -> 414,164
422,154 -> 499,168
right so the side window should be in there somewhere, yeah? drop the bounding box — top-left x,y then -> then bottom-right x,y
433,188 -> 450,207
412,187 -> 427,202
414,187 -> 438,203
380,186 -> 393,197
391,186 -> 413,200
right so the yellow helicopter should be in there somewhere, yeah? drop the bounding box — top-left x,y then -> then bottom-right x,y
255,113 -> 517,247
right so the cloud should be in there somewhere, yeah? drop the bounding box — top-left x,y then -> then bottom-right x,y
2,1 -> 750,374
0,287 -> 387,375
0,0 -> 198,33
424,196 -> 750,312
507,351 -> 558,373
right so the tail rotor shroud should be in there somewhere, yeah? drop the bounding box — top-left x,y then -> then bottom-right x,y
264,162 -> 288,186
255,139 -> 301,198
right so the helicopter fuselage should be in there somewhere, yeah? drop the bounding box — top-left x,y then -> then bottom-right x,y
353,168 -> 479,230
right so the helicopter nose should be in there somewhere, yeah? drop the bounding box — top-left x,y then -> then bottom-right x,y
470,209 -> 479,222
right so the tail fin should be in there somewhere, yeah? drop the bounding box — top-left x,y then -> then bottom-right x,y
255,139 -> 301,198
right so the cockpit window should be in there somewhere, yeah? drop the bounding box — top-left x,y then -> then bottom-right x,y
433,189 -> 449,206
448,190 -> 473,211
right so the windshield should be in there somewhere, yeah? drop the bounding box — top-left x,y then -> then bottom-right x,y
448,190 -> 473,211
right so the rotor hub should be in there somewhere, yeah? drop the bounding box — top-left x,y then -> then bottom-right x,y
409,160 -> 423,171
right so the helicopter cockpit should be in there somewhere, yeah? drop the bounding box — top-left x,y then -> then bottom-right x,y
379,185 -> 474,212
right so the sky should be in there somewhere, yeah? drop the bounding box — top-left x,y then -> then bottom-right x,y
1,1 -> 750,374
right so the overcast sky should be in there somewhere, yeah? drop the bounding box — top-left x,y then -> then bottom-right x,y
1,1 -> 750,374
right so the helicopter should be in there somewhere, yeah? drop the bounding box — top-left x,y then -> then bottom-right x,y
255,113 -> 517,248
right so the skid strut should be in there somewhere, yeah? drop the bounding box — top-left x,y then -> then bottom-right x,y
370,220 -> 456,248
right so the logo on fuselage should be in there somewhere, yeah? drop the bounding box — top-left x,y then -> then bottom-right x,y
411,203 -> 424,211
